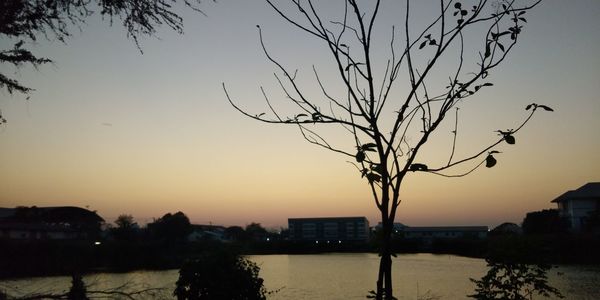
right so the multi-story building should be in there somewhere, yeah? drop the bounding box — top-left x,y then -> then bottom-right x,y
552,182 -> 600,231
288,216 -> 370,242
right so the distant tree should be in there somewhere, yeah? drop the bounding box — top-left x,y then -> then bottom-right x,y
469,259 -> 563,300
174,250 -> 268,300
115,214 -> 136,229
245,223 -> 267,241
111,214 -> 138,241
522,209 -> 568,235
489,222 -> 522,236
225,1 -> 546,298
0,0 -> 210,124
148,211 -> 192,242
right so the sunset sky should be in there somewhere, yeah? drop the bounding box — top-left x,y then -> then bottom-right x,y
1,0 -> 599,229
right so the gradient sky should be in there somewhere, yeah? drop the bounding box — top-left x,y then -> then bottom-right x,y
1,0 -> 599,229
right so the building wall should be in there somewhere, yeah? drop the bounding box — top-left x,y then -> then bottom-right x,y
562,198 -> 599,230
289,217 -> 370,242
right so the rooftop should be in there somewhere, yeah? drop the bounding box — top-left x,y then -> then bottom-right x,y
551,182 -> 600,203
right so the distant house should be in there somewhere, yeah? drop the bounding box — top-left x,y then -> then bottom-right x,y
403,226 -> 488,240
0,223 -> 80,240
0,206 -> 104,240
552,182 -> 600,231
288,217 -> 370,242
187,224 -> 227,242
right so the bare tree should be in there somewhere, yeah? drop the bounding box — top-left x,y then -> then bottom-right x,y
225,0 -> 549,299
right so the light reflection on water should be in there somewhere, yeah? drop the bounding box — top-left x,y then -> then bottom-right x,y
1,253 -> 599,299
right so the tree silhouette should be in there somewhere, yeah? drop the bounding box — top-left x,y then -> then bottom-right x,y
174,250 -> 268,300
0,0 -> 208,107
111,214 -> 138,241
469,260 -> 563,300
148,211 -> 192,243
225,1 -> 548,299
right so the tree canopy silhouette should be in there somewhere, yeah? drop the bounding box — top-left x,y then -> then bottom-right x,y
148,211 -> 192,242
174,250 -> 268,300
0,0 -> 207,96
225,0 -> 548,299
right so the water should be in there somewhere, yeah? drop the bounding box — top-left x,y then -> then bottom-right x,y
1,253 -> 598,299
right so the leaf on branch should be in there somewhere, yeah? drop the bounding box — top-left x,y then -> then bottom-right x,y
419,41 -> 427,49
371,163 -> 385,175
361,168 -> 369,178
361,143 -> 378,152
497,42 -> 505,52
366,172 -> 381,183
485,43 -> 491,58
409,163 -> 428,171
504,134 -> 516,145
256,113 -> 265,118
312,112 -> 322,121
356,150 -> 366,163
537,105 -> 554,112
454,2 -> 462,9
429,39 -> 437,46
295,113 -> 308,119
486,155 -> 497,168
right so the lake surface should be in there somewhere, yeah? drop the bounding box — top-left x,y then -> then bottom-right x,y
1,253 -> 599,299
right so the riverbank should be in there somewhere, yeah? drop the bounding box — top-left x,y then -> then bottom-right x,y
1,233 -> 599,280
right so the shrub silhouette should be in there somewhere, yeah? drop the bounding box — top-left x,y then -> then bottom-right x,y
174,251 -> 267,300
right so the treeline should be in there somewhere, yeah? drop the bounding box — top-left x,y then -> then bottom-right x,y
2,209 -> 599,279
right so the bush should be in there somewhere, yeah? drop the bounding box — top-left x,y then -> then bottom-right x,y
174,251 -> 267,300
469,259 -> 563,300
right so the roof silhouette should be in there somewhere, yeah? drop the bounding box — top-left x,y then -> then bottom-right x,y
552,182 -> 600,203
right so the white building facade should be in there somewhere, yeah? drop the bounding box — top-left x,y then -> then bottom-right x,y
552,182 -> 600,231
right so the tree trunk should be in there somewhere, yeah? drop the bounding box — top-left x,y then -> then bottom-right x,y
376,220 -> 394,300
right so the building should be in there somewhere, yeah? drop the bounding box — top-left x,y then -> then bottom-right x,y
187,224 -> 227,242
0,206 -> 104,240
403,226 -> 488,240
288,217 -> 370,242
552,182 -> 600,231
0,223 -> 80,240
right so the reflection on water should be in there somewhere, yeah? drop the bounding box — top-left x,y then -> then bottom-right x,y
1,253 -> 599,299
